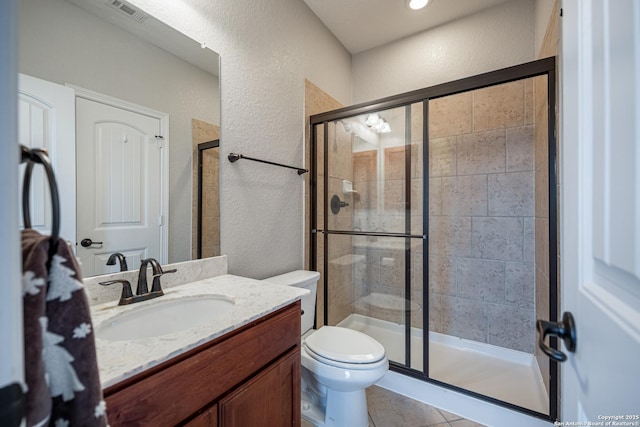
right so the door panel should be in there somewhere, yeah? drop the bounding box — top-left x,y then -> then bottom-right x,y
18,74 -> 75,244
561,0 -> 640,418
94,121 -> 147,227
218,350 -> 299,426
185,404 -> 218,427
76,97 -> 162,277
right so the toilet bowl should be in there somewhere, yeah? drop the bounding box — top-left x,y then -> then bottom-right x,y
263,270 -> 388,427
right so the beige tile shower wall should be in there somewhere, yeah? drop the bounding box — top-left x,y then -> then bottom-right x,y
191,119 -> 220,259
428,80 -> 536,354
201,148 -> 220,258
304,80 -> 344,327
534,0 -> 559,397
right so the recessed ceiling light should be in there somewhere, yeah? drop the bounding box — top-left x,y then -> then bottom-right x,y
406,0 -> 431,11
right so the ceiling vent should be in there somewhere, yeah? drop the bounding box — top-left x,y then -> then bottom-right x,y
106,0 -> 148,23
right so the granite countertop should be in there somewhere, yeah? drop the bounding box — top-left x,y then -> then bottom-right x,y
91,274 -> 308,389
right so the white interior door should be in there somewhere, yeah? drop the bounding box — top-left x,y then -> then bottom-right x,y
76,97 -> 164,277
18,73 -> 75,244
561,0 -> 640,420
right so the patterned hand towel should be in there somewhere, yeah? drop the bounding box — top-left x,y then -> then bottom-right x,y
22,229 -> 108,427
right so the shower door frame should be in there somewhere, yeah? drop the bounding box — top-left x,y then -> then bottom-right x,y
309,57 -> 558,421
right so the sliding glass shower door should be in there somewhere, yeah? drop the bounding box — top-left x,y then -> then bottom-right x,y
313,104 -> 425,369
310,58 -> 557,421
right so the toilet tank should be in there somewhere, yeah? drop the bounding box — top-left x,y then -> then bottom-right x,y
262,270 -> 319,335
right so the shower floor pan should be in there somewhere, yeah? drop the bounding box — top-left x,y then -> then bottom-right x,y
338,313 -> 549,414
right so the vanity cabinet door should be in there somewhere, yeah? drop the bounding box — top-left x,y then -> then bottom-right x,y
219,349 -> 300,427
185,404 -> 218,427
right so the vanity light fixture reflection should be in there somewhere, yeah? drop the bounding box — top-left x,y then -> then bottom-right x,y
364,114 -> 392,134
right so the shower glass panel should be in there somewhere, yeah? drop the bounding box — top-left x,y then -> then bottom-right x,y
329,234 -> 419,366
326,106 -> 415,235
427,77 -> 549,414
321,104 -> 425,369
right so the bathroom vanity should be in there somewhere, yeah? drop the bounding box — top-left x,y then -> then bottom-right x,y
90,274 -> 307,426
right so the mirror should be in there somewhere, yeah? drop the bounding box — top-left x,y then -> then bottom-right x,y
18,0 -> 220,276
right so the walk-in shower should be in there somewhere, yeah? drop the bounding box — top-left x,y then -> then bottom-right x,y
310,58 -> 557,420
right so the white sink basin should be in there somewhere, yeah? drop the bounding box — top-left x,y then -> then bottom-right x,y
96,295 -> 235,341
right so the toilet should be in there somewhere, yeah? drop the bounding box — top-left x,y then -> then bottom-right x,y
263,270 -> 388,427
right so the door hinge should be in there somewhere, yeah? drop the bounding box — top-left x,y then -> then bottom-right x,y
158,215 -> 164,226
155,135 -> 164,148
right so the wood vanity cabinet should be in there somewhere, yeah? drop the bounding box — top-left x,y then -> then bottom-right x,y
104,302 -> 301,427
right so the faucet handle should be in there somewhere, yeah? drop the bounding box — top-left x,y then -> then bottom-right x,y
99,279 -> 134,304
150,268 -> 177,293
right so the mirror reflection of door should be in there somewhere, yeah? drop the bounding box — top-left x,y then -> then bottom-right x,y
76,95 -> 168,277
18,74 -> 76,246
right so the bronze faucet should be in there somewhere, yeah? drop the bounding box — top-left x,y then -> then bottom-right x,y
106,252 -> 128,271
100,258 -> 176,305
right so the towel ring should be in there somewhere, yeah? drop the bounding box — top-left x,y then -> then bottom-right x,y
20,145 -> 61,264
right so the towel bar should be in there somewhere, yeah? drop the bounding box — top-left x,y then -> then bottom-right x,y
228,152 -> 308,175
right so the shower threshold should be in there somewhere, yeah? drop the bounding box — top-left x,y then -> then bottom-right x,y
338,313 -> 549,414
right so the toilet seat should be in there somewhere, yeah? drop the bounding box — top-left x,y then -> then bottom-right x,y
303,326 -> 385,367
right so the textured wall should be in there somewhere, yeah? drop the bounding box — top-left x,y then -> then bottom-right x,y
128,0 -> 352,278
351,0 -> 535,104
18,0 -> 220,263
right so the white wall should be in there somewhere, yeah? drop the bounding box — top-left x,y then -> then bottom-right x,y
0,0 -> 24,399
19,0 -> 220,263
128,0 -> 353,278
535,0 -> 556,56
352,0 -> 536,103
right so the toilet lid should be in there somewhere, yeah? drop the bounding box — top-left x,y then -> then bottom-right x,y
304,326 -> 385,364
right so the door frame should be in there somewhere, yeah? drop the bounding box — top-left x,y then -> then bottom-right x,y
69,85 -> 170,264
0,0 -> 25,423
560,0 -> 640,418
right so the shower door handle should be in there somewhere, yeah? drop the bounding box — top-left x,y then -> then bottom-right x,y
536,311 -> 577,362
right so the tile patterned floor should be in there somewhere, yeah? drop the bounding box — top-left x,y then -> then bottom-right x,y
301,386 -> 487,427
